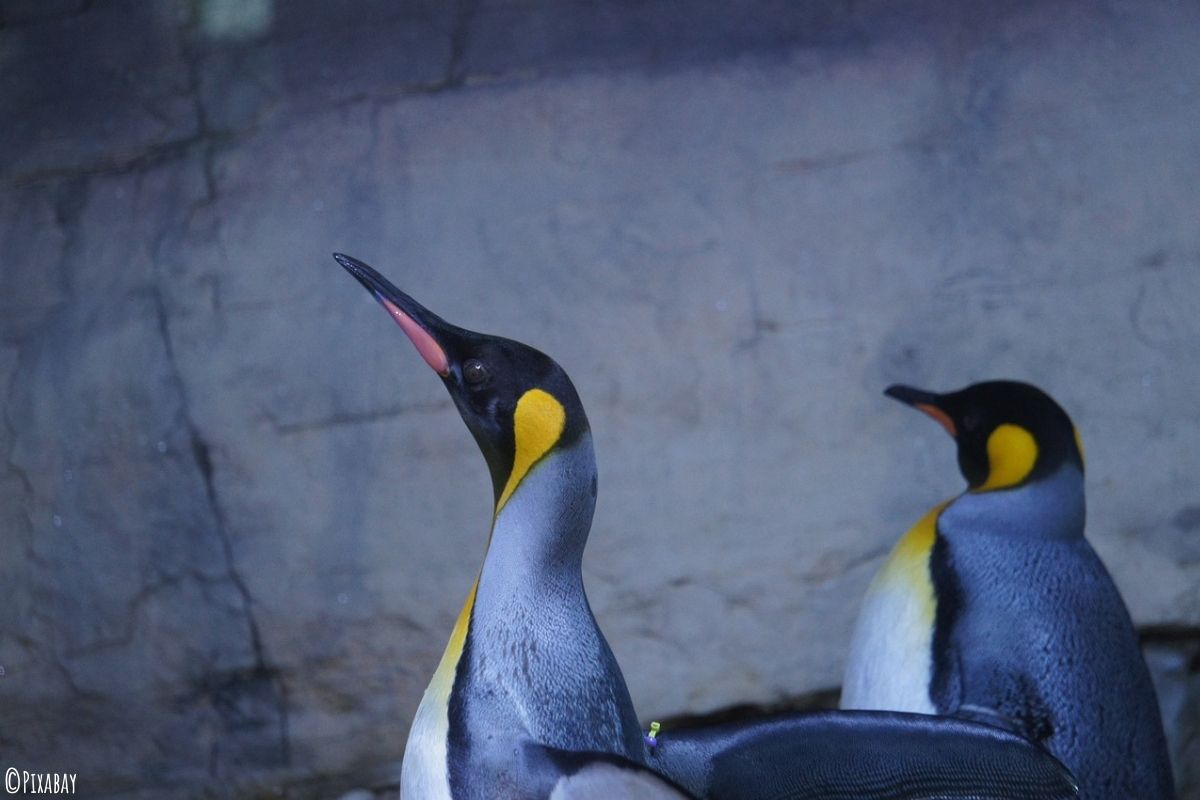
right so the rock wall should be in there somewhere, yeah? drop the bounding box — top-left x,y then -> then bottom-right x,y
2,1 -> 1198,796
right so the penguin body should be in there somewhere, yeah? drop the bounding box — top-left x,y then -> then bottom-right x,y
335,257 -> 1077,800
934,470 -> 1170,795
842,381 -> 1174,799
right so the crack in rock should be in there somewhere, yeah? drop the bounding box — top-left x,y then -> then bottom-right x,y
262,401 -> 451,437
151,266 -> 291,769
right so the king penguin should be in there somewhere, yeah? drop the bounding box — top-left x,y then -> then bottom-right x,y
334,254 -> 689,800
841,380 -> 1174,799
335,254 -> 1077,800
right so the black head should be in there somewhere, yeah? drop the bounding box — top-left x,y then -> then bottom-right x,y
884,380 -> 1084,491
334,254 -> 589,510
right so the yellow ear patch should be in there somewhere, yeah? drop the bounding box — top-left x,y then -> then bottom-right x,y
496,388 -> 566,513
1073,426 -> 1086,468
975,423 -> 1038,492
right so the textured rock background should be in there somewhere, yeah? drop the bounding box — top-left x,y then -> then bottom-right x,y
2,0 -> 1198,797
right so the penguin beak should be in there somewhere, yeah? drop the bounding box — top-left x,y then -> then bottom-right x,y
334,253 -> 452,377
884,384 -> 958,439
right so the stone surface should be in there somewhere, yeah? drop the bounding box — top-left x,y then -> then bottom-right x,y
1146,633 -> 1200,795
0,1 -> 198,181
1,1 -> 1199,797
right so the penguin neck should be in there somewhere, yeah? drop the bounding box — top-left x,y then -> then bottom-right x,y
473,431 -> 596,640
431,433 -> 598,696
484,431 -> 597,582
459,431 -> 640,755
940,463 -> 1086,541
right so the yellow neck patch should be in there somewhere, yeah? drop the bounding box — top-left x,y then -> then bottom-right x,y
426,578 -> 478,706
975,423 -> 1038,491
1073,426 -> 1085,468
496,388 -> 566,513
876,501 -> 949,626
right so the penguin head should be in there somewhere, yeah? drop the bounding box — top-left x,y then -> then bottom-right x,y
334,254 -> 588,513
884,380 -> 1084,491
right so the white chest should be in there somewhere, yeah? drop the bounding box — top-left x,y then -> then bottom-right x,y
401,582 -> 477,800
841,506 -> 943,714
840,578 -> 937,713
401,681 -> 454,800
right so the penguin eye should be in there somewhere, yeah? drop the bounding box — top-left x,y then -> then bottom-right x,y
962,411 -> 981,432
463,359 -> 489,385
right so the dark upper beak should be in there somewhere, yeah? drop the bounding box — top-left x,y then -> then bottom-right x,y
884,384 -> 957,438
334,253 -> 454,376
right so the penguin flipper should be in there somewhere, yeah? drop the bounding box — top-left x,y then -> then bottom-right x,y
647,710 -> 1077,800
525,744 -> 697,799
